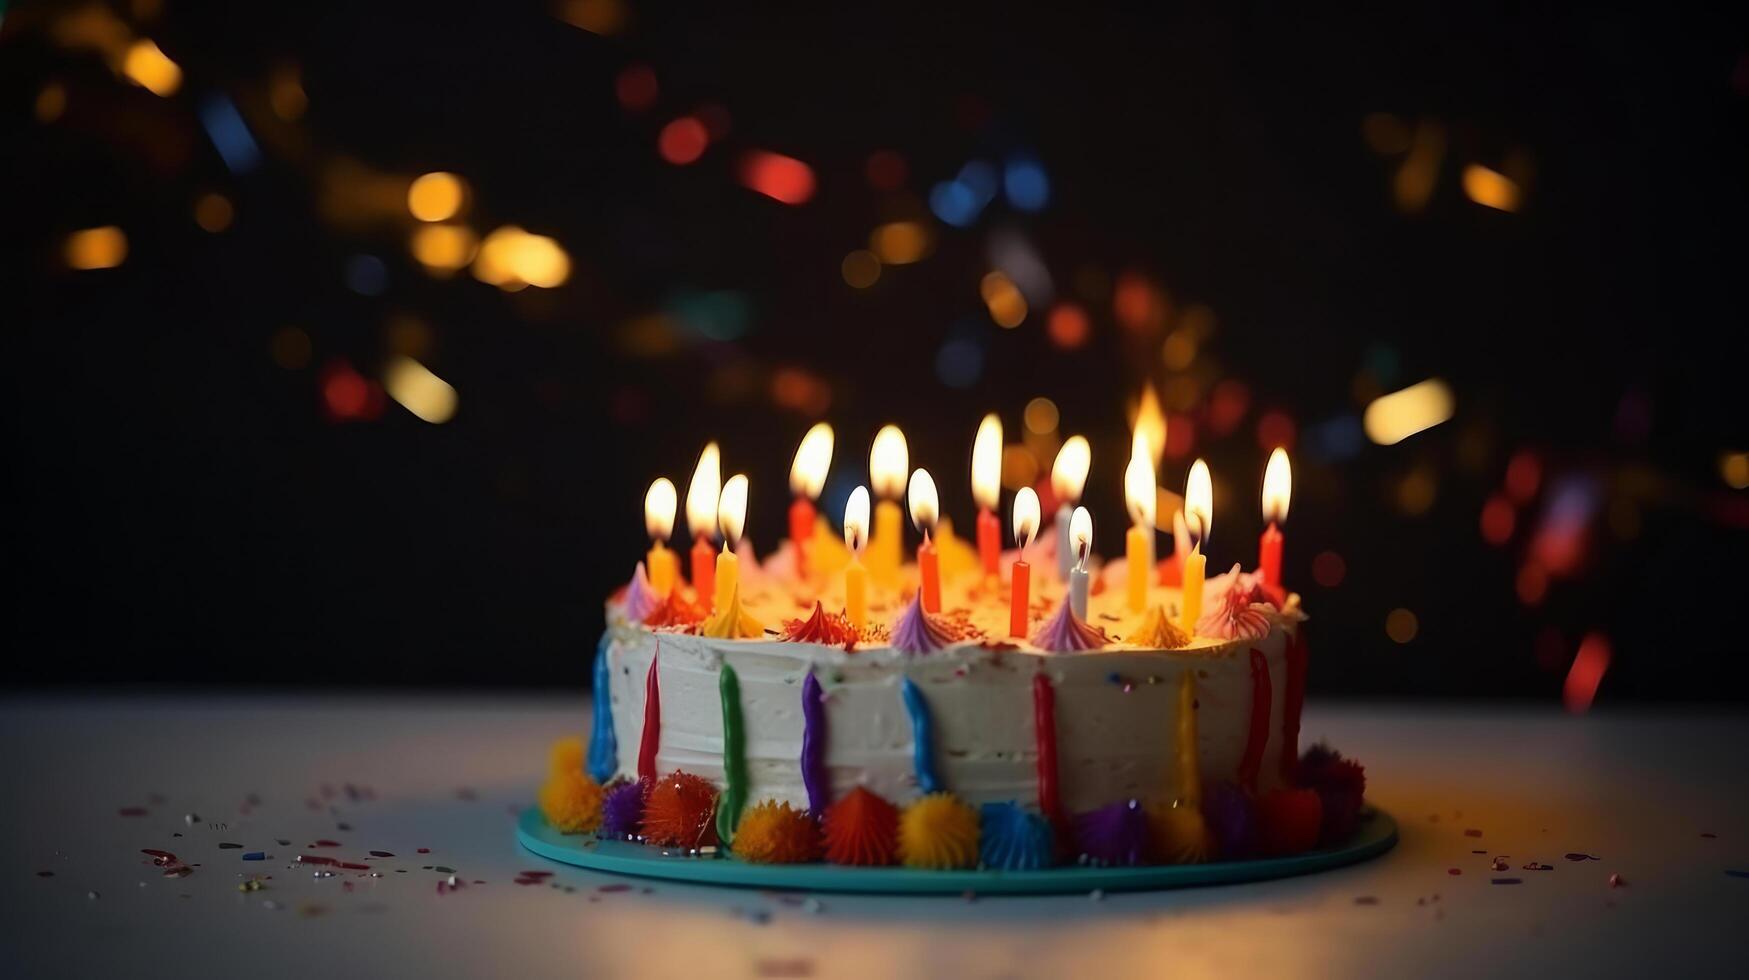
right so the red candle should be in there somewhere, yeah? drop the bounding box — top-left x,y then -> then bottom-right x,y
919,534 -> 941,613
788,496 -> 816,579
1009,559 -> 1030,637
976,507 -> 1001,579
1259,448 -> 1291,592
691,535 -> 715,612
1259,522 -> 1283,590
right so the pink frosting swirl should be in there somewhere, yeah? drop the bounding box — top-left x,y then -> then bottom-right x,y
891,592 -> 956,655
621,562 -> 660,623
1029,598 -> 1106,653
1197,563 -> 1274,641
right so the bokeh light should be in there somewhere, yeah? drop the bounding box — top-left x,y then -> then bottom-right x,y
1563,633 -> 1611,714
411,224 -> 480,275
1462,164 -> 1521,212
1113,272 -> 1166,334
1023,397 -> 1059,435
1003,157 -> 1049,211
1046,302 -> 1089,349
384,356 -> 458,424
657,117 -> 709,165
65,226 -> 127,270
1397,466 -> 1437,516
840,250 -> 880,289
268,65 -> 307,121
558,0 -> 627,36
1480,494 -> 1515,545
615,65 -> 658,111
473,226 -> 571,289
345,254 -> 387,296
35,82 -> 66,123
1516,561 -> 1548,605
1385,608 -> 1418,644
738,151 -> 815,205
1256,411 -> 1296,452
980,271 -> 1027,328
1001,444 -> 1040,490
1161,329 -> 1196,370
123,39 -> 181,96
193,192 -> 234,233
1504,449 -> 1542,503
407,173 -> 466,222
869,222 -> 930,264
1312,551 -> 1346,588
1361,112 -> 1410,154
1719,451 -> 1749,490
1364,378 -> 1454,445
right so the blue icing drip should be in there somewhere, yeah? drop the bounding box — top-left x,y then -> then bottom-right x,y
586,633 -> 618,783
979,802 -> 1055,870
899,675 -> 940,795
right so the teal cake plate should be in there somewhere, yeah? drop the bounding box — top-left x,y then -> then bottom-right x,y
516,805 -> 1397,895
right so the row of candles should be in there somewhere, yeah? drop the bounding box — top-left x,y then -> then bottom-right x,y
637,417 -> 1293,642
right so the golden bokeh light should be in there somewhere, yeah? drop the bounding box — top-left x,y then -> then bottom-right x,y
411,224 -> 480,275
980,271 -> 1027,328
35,83 -> 67,123
1393,120 -> 1445,214
1385,608 -> 1419,644
269,65 -> 308,121
1023,396 -> 1059,435
384,356 -> 458,424
841,250 -> 881,289
65,226 -> 127,270
122,39 -> 181,97
1162,329 -> 1197,370
1362,112 -> 1411,155
472,226 -> 570,290
869,221 -> 931,265
1462,164 -> 1521,212
1364,378 -> 1455,445
1001,444 -> 1039,491
558,0 -> 627,36
407,172 -> 466,223
1722,452 -> 1749,490
193,193 -> 234,233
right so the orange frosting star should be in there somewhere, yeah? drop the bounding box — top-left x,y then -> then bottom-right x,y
822,786 -> 899,866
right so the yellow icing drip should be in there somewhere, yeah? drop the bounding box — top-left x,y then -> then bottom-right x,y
700,582 -> 765,639
897,792 -> 980,869
1126,604 -> 1190,649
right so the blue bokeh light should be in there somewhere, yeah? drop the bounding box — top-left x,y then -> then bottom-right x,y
1004,158 -> 1050,211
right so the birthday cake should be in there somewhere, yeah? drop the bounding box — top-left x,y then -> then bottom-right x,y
539,424 -> 1367,871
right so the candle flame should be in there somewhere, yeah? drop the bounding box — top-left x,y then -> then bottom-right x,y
1069,506 -> 1093,570
1131,384 -> 1167,468
1262,447 -> 1292,524
971,412 -> 1003,512
907,468 -> 939,534
1124,449 -> 1157,531
869,424 -> 909,500
718,474 -> 749,549
789,422 -> 834,499
844,485 -> 870,553
1050,435 -> 1091,502
644,478 -> 677,541
685,442 -> 722,541
1012,486 -> 1040,551
1185,458 -> 1213,546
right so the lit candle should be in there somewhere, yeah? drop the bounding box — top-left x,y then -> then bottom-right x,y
685,442 -> 721,611
1180,459 -> 1213,636
714,473 -> 749,614
788,423 -> 833,581
1123,435 -> 1157,613
909,468 -> 941,613
867,425 -> 908,588
972,413 -> 1003,581
1259,447 -> 1291,592
1011,487 -> 1039,637
1068,505 -> 1092,620
1050,435 -> 1091,582
644,477 -> 679,597
843,486 -> 870,630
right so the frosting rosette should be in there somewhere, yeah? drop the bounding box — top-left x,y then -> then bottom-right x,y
1197,563 -> 1275,641
822,786 -> 899,866
621,562 -> 660,623
1126,604 -> 1190,649
731,800 -> 821,864
978,802 -> 1055,870
1030,598 -> 1106,652
891,592 -> 956,654
897,793 -> 979,869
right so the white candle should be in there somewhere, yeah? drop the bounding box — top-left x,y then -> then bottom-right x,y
1051,436 -> 1090,581
1068,506 -> 1092,620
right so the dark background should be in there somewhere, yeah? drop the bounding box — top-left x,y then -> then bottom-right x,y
4,1 -> 1747,700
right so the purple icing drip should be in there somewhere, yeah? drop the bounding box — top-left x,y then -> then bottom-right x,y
800,671 -> 828,820
601,779 -> 648,838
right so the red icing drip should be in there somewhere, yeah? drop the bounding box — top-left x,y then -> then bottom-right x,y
1031,673 -> 1070,849
1239,647 -> 1272,794
1280,631 -> 1308,784
637,648 -> 661,784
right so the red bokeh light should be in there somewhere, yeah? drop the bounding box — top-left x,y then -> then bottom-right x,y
770,367 -> 832,417
1112,272 -> 1161,334
738,151 -> 815,205
1311,551 -> 1346,588
1505,449 -> 1542,504
865,150 -> 907,191
319,360 -> 383,422
1563,632 -> 1611,714
1046,303 -> 1090,349
1208,380 -> 1250,436
1480,494 -> 1516,545
1256,411 -> 1296,453
615,65 -> 658,112
1516,561 -> 1548,605
1163,412 -> 1196,459
657,117 -> 709,165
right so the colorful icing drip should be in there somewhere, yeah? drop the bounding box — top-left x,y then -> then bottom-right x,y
600,779 -> 647,838
641,770 -> 719,848
1147,670 -> 1213,863
700,583 -> 764,639
1030,673 -> 1069,844
1029,598 -> 1106,652
715,662 -> 748,844
1173,670 -> 1201,802
621,562 -> 659,622
783,601 -> 858,647
1280,631 -> 1309,784
979,802 -> 1055,870
538,769 -> 604,833
1073,798 -> 1151,866
891,592 -> 955,654
897,793 -> 980,869
899,675 -> 942,795
637,650 -> 661,784
587,634 -> 618,783
1126,604 -> 1190,649
822,786 -> 899,866
730,800 -> 821,864
800,671 -> 828,820
1197,564 -> 1274,641
1238,647 -> 1272,793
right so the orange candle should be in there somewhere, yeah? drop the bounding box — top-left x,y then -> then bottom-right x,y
1123,448 -> 1157,613
1010,487 -> 1039,637
788,497 -> 816,578
644,477 -> 679,597
691,535 -> 715,610
908,467 -> 941,613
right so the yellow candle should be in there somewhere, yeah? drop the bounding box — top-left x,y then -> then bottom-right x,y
644,477 -> 680,597
1124,449 -> 1157,613
714,545 -> 739,615
843,486 -> 871,631
1180,545 -> 1205,635
646,544 -> 678,598
1126,525 -> 1151,612
871,498 -> 903,586
867,425 -> 908,588
715,472 -> 750,614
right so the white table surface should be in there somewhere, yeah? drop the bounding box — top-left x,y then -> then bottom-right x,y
2,695 -> 1744,979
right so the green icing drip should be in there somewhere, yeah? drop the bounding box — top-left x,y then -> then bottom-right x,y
715,662 -> 748,844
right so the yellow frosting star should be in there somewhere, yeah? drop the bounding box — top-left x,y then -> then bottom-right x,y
1127,604 -> 1191,649
897,792 -> 980,870
701,583 -> 765,639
